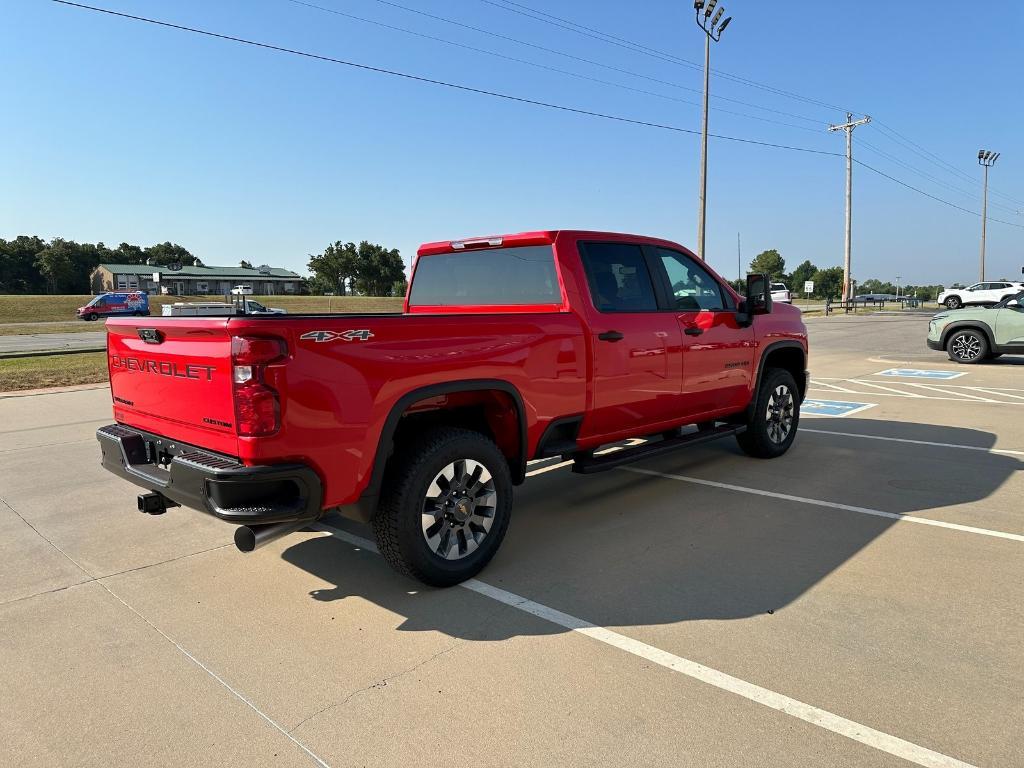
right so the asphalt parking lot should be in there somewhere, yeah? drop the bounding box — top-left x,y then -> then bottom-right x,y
1,313 -> 1021,768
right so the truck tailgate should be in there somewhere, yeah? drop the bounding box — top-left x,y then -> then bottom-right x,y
106,318 -> 238,456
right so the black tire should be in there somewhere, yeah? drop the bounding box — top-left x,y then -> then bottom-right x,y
86,312 -> 98,321
372,427 -> 513,587
736,368 -> 800,459
946,329 -> 988,364
944,296 -> 962,310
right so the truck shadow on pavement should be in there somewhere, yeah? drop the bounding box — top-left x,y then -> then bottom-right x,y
281,418 -> 1021,639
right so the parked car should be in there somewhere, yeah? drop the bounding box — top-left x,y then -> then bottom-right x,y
937,282 -> 1024,310
77,291 -> 149,321
770,283 -> 792,304
928,290 -> 1024,363
96,230 -> 808,586
853,293 -> 897,303
230,284 -> 254,295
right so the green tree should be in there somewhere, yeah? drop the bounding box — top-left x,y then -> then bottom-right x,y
811,266 -> 845,299
144,242 -> 197,266
307,240 -> 405,296
0,236 -> 48,293
787,260 -> 817,296
240,260 -> 253,269
749,249 -> 786,280
34,239 -> 80,293
114,242 -> 145,264
353,242 -> 406,296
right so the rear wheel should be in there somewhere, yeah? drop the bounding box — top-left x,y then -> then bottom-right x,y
944,296 -> 962,310
373,427 -> 513,587
736,368 -> 800,459
946,329 -> 988,364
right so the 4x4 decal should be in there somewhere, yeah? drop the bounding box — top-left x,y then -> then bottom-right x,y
300,329 -> 374,343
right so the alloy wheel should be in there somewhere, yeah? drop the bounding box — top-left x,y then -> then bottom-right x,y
421,459 -> 497,560
951,333 -> 982,362
765,384 -> 795,444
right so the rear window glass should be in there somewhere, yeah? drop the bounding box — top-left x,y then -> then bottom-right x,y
409,245 -> 560,306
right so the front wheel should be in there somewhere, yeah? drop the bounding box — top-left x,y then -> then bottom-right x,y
947,329 -> 988,364
373,427 -> 513,587
944,296 -> 962,310
85,312 -> 98,321
736,368 -> 800,459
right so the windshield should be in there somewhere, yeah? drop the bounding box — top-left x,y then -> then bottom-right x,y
86,296 -> 104,306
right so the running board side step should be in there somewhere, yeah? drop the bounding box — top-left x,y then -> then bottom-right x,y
570,424 -> 746,474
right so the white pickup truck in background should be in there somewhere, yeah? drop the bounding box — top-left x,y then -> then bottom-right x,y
771,283 -> 793,304
161,300 -> 286,317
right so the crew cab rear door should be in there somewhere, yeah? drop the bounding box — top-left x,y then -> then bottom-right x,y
576,241 -> 683,439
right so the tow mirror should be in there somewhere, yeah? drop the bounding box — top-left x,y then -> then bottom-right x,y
736,273 -> 771,327
746,273 -> 772,315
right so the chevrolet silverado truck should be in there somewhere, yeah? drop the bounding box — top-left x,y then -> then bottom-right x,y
96,230 -> 808,586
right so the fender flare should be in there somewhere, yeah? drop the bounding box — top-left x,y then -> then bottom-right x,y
745,340 -> 807,420
353,379 -> 528,519
940,321 -> 996,350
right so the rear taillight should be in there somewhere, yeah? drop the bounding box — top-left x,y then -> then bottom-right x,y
231,336 -> 287,437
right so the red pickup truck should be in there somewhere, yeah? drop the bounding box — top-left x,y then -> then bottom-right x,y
97,230 -> 808,585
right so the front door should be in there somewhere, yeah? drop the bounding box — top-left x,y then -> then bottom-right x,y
577,241 -> 683,441
653,248 -> 755,416
994,297 -> 1024,347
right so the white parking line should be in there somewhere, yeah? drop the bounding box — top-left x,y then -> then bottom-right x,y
313,522 -> 977,768
801,428 -> 1024,457
620,467 -> 1023,543
966,387 -> 1024,401
900,383 -> 996,402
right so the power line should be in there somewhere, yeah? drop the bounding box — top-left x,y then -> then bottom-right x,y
284,0 -> 821,133
367,0 -> 827,125
49,1 -> 1024,233
859,139 -> 1020,215
477,0 -> 854,115
483,0 -> 1024,213
873,120 -> 1024,208
49,1 -> 838,158
854,159 -> 1024,229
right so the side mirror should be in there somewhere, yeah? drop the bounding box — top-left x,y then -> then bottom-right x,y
746,273 -> 773,315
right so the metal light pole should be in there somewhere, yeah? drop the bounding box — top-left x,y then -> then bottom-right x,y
828,113 -> 871,302
977,150 -> 999,282
693,0 -> 731,261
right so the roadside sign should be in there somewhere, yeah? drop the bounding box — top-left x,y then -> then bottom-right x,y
875,369 -> 966,380
803,280 -> 814,294
152,272 -> 161,283
801,399 -> 876,417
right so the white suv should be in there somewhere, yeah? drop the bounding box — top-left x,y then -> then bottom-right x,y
771,283 -> 792,304
938,282 -> 1024,310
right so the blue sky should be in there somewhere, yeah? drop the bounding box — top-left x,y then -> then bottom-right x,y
3,0 -> 1021,285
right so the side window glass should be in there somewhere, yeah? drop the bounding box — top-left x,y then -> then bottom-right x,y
580,243 -> 658,312
656,248 -> 725,311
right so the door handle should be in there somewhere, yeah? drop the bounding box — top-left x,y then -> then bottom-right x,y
684,327 -> 704,336
598,330 -> 624,342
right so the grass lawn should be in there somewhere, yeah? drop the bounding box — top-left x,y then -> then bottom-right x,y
0,352 -> 109,392
0,294 -> 404,324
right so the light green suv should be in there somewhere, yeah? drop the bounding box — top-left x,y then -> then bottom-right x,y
927,291 -> 1024,363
